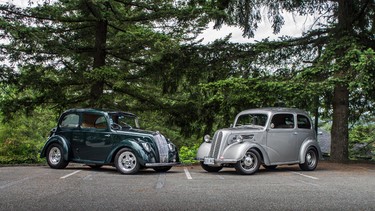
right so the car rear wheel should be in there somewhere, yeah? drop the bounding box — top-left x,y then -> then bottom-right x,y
46,143 -> 69,169
235,149 -> 260,175
153,166 -> 172,172
299,148 -> 318,171
200,162 -> 223,172
115,148 -> 140,174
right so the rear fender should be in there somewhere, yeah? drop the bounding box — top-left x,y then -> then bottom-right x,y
299,139 -> 322,164
40,135 -> 70,161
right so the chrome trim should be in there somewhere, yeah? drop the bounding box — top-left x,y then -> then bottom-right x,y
145,162 -> 179,167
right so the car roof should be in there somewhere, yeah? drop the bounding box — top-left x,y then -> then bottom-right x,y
238,107 -> 310,115
63,108 -> 136,117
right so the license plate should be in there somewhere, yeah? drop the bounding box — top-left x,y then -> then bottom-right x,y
204,157 -> 215,165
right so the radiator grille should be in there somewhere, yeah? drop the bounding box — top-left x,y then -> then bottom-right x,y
154,134 -> 169,163
208,131 -> 223,159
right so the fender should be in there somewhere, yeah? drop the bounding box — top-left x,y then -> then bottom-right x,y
221,142 -> 270,164
106,139 -> 148,166
196,142 -> 211,160
299,138 -> 322,164
40,135 -> 70,161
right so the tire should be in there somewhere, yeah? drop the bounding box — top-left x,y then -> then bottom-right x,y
235,149 -> 261,175
114,148 -> 140,174
200,162 -> 223,172
299,148 -> 318,171
153,166 -> 172,172
46,143 -> 69,169
262,165 -> 277,170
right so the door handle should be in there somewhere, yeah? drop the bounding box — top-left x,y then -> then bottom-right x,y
293,132 -> 298,135
105,134 -> 111,137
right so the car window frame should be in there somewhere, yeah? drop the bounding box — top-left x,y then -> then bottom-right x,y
297,114 -> 312,129
80,112 -> 110,131
269,113 -> 295,129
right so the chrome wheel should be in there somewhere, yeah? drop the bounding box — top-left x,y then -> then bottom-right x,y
115,148 -> 140,174
46,143 -> 69,169
299,148 -> 318,171
235,149 -> 260,175
49,146 -> 61,165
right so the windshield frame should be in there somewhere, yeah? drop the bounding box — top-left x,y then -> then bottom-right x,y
233,113 -> 269,129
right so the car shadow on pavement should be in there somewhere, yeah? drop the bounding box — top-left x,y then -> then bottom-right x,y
55,164 -> 181,175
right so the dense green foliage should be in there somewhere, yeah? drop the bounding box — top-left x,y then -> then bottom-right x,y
0,109 -> 57,164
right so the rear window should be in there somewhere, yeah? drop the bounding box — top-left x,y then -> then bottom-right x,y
60,113 -> 79,128
297,115 -> 311,129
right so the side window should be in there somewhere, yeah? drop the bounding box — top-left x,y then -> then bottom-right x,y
81,113 -> 108,130
270,114 -> 294,129
297,115 -> 311,129
60,114 -> 79,128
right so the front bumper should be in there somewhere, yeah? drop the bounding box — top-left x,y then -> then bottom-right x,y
196,157 -> 238,165
145,162 -> 179,167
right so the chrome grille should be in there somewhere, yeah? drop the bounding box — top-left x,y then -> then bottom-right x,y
208,131 -> 223,159
154,134 -> 169,163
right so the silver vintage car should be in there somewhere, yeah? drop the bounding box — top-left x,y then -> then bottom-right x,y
196,108 -> 322,175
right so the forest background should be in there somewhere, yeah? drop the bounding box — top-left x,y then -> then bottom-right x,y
0,0 -> 374,164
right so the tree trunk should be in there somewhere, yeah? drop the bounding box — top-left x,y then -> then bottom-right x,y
89,20 -> 108,107
330,0 -> 354,162
330,84 -> 349,161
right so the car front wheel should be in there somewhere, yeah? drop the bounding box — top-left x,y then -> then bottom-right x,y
299,148 -> 318,171
115,148 -> 140,174
200,162 -> 223,172
46,143 -> 69,169
235,149 -> 260,175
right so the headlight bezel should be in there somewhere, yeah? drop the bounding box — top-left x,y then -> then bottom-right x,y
204,134 -> 211,143
141,142 -> 151,152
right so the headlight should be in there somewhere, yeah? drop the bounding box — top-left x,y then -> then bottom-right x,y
236,135 -> 244,143
141,142 -> 151,152
204,134 -> 211,143
168,143 -> 175,152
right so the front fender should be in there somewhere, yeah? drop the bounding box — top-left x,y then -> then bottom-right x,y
106,140 -> 148,166
299,139 -> 323,163
40,135 -> 70,161
196,142 -> 211,160
222,142 -> 269,163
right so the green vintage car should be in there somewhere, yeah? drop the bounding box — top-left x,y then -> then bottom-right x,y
40,109 -> 179,174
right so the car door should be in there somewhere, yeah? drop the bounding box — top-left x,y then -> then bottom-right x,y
57,112 -> 83,160
76,112 -> 113,162
266,113 -> 299,163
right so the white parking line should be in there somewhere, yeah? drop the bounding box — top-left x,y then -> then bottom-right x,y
292,171 -> 319,180
217,175 -> 225,180
60,170 -> 81,179
184,167 -> 192,180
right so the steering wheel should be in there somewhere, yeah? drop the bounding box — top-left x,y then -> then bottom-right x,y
111,123 -> 122,130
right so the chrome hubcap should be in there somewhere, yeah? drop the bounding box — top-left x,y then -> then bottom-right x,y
49,147 -> 61,165
306,151 -> 316,167
119,151 -> 137,171
241,152 -> 256,170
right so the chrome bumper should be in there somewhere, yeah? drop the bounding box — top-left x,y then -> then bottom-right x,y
145,162 -> 179,167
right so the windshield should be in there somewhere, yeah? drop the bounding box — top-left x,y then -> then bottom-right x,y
109,113 -> 140,129
234,113 -> 268,128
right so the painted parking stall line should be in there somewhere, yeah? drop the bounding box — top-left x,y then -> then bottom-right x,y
184,167 -> 192,180
60,170 -> 82,179
292,171 -> 319,180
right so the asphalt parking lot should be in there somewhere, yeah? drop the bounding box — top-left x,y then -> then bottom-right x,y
1,161 -> 374,211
